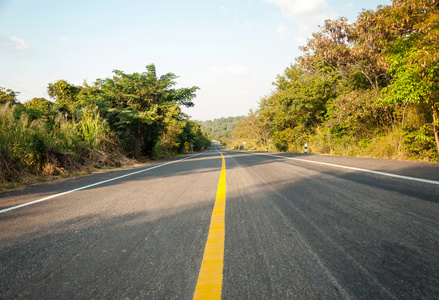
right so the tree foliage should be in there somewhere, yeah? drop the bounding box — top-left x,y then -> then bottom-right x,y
1,65 -> 210,183
44,64 -> 206,157
232,0 -> 439,161
198,116 -> 244,147
0,87 -> 19,105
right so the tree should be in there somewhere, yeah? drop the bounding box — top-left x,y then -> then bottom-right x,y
179,121 -> 210,151
379,0 -> 439,153
252,64 -> 337,150
47,80 -> 81,118
97,64 -> 199,156
234,109 -> 272,150
0,87 -> 19,105
197,116 -> 244,145
298,16 -> 390,92
22,98 -> 54,121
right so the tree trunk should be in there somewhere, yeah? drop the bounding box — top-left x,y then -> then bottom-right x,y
432,105 -> 439,154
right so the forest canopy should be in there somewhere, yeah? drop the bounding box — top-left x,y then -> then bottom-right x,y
198,116 -> 244,144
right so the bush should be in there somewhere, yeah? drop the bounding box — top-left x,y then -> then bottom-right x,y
0,105 -> 50,172
402,125 -> 438,161
77,106 -> 111,149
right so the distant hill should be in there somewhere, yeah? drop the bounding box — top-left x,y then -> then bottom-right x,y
197,116 -> 244,143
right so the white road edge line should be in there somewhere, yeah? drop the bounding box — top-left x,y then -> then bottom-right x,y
261,153 -> 439,186
0,153 -> 203,214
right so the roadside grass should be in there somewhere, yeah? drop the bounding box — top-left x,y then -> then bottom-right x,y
0,149 -> 204,192
0,103 -> 133,191
225,125 -> 438,163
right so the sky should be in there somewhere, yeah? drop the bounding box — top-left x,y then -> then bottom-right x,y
0,0 -> 392,121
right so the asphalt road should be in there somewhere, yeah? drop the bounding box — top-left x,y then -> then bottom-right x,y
1,142 -> 439,299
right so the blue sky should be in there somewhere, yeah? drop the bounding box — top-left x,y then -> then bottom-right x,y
1,0 -> 391,120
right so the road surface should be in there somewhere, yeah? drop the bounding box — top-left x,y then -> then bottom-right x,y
1,142 -> 439,299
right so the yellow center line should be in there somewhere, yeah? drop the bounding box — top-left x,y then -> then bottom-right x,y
193,152 -> 226,300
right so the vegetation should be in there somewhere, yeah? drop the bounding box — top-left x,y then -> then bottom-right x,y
2,0 -> 438,188
197,116 -> 244,147
229,0 -> 439,161
0,65 -> 210,186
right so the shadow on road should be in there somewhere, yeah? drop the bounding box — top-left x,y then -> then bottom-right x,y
1,149 -> 439,299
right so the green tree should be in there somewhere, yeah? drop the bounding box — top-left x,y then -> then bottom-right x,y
197,116 -> 243,145
0,87 -> 19,105
298,16 -> 389,92
97,64 -> 199,156
379,0 -> 439,153
235,109 -> 272,150
252,64 -> 337,151
21,98 -> 54,122
47,80 -> 82,118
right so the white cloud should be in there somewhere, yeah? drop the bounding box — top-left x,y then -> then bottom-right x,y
264,0 -> 336,40
277,24 -> 287,33
245,21 -> 254,28
264,0 -> 329,17
276,23 -> 290,40
346,3 -> 354,8
298,23 -> 310,33
60,37 -> 70,43
294,35 -> 307,44
220,6 -> 229,13
11,36 -> 29,50
210,65 -> 248,76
